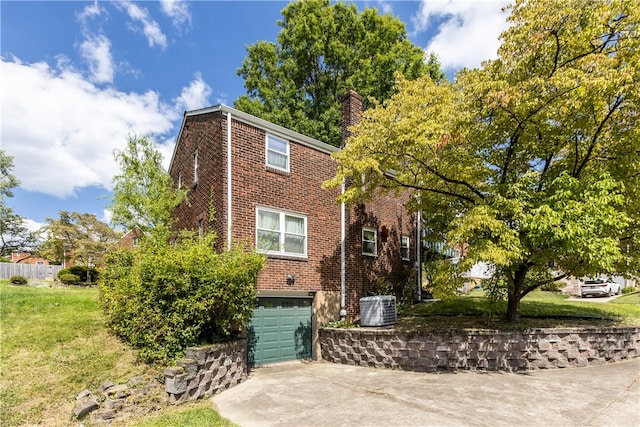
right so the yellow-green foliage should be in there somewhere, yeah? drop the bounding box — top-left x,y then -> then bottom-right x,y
326,0 -> 640,321
99,233 -> 265,363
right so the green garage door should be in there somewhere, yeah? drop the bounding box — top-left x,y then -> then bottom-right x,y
247,297 -> 313,366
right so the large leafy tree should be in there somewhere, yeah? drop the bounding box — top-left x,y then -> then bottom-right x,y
42,211 -> 118,280
234,0 -> 445,147
326,0 -> 640,321
0,150 -> 37,256
110,135 -> 187,240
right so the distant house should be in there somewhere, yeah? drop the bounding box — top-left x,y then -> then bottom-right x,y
168,91 -> 421,365
11,251 -> 50,265
114,227 -> 143,249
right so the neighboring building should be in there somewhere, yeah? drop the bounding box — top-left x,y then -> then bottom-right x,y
114,227 -> 143,249
168,91 -> 419,364
10,251 -> 50,265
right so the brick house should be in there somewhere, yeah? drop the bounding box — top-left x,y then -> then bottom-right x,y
114,227 -> 143,249
10,251 -> 50,265
168,91 -> 420,364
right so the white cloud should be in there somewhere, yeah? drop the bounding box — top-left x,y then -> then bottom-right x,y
411,0 -> 511,71
79,34 -> 114,84
118,1 -> 168,50
0,57 -> 178,198
174,73 -> 212,112
160,0 -> 192,28
76,0 -> 102,23
102,209 -> 113,225
75,0 -> 116,84
24,218 -> 45,234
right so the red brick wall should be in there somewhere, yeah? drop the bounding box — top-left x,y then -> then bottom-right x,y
344,191 -> 417,318
169,107 -> 417,318
229,118 -> 342,294
11,252 -> 50,265
170,112 -> 226,252
114,228 -> 142,249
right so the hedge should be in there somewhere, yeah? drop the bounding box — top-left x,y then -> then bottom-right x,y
99,233 -> 264,363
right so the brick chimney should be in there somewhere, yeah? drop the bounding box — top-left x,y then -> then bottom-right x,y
341,90 -> 363,148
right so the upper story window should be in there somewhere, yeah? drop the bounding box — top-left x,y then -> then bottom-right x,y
257,207 -> 306,257
193,150 -> 199,184
401,235 -> 410,261
266,135 -> 289,172
362,228 -> 377,257
132,237 -> 140,247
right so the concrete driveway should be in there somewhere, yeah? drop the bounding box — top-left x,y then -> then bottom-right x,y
211,359 -> 640,427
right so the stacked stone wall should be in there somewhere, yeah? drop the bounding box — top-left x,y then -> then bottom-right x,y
320,327 -> 640,371
164,340 -> 247,404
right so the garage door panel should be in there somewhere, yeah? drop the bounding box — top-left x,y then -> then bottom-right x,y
248,297 -> 312,366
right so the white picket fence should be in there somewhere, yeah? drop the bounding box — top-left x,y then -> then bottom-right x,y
0,263 -> 63,281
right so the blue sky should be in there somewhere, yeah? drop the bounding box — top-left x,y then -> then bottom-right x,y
1,0 -> 510,232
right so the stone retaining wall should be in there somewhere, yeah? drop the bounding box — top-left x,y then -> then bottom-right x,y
320,327 -> 640,371
164,340 -> 247,404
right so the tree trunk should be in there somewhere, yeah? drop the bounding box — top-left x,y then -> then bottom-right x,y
506,266 -> 527,322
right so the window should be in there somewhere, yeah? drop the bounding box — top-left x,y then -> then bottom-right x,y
36,261 -> 45,265
193,150 -> 199,184
401,236 -> 410,261
177,172 -> 182,189
257,207 -> 306,256
132,237 -> 140,247
266,135 -> 289,171
362,228 -> 377,256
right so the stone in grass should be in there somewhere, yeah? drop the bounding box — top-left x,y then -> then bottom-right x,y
76,389 -> 92,400
128,376 -> 146,387
97,380 -> 115,393
74,399 -> 100,419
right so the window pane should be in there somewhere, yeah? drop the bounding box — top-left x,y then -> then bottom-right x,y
285,215 -> 304,234
258,230 -> 280,251
267,136 -> 288,154
363,229 -> 375,242
258,210 -> 279,230
284,234 -> 305,254
363,241 -> 376,255
267,151 -> 287,169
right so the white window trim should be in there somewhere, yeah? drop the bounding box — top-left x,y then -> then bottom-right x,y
362,227 -> 377,257
265,134 -> 290,172
401,235 -> 410,261
193,150 -> 199,184
256,206 -> 307,258
177,172 -> 182,189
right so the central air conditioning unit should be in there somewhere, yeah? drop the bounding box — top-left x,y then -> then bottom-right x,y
360,295 -> 397,327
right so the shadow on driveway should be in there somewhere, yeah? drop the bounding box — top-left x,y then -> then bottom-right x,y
211,358 -> 640,426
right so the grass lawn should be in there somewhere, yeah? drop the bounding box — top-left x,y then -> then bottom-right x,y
2,281 -> 638,425
398,289 -> 640,331
0,281 -> 234,427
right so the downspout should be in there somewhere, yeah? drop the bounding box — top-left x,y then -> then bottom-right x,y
226,112 -> 233,250
340,180 -> 347,320
416,209 -> 422,301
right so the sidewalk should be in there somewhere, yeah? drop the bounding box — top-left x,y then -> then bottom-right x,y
212,358 -> 640,427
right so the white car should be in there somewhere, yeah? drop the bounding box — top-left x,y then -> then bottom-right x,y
581,279 -> 621,298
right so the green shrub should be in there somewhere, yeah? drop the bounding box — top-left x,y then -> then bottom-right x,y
59,273 -> 80,285
9,275 -> 28,285
99,232 -> 265,363
541,281 -> 562,292
57,266 -> 100,283
622,286 -> 636,294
